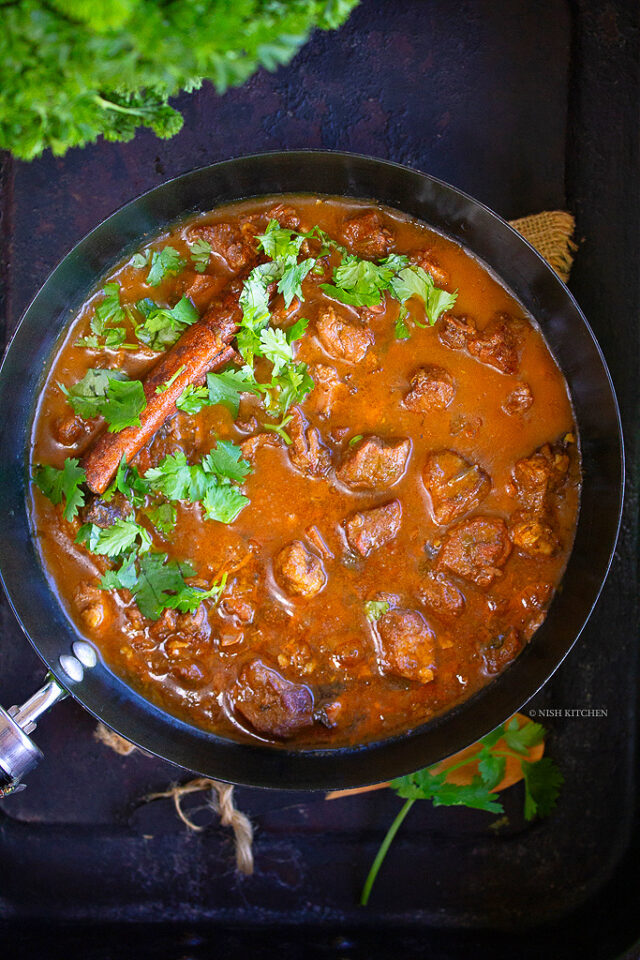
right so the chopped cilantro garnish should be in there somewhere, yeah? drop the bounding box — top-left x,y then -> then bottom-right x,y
174,383 -> 210,416
131,252 -> 150,269
146,246 -> 187,287
145,502 -> 177,537
394,304 -> 410,340
33,457 -> 86,521
205,366 -> 261,417
61,369 -> 146,432
259,326 -> 294,375
155,365 -> 186,394
188,237 -> 212,273
321,255 -> 398,307
75,283 -> 137,351
103,456 -> 149,507
364,599 -> 390,621
76,518 -> 152,558
135,296 -> 199,351
278,258 -> 314,307
390,265 -> 458,325
256,219 -> 306,262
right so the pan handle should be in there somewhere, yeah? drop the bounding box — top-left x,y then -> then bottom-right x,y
0,642 -> 97,797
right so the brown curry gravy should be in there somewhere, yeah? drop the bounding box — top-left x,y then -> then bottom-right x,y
30,195 -> 581,748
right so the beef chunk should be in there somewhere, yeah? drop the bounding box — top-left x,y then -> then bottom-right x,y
438,516 -> 512,587
439,313 -> 477,350
265,204 -> 301,230
478,628 -> 523,675
288,406 -> 332,477
509,515 -> 560,557
503,381 -> 533,416
316,305 -> 373,363
233,660 -> 314,739
417,571 -> 465,621
513,581 -> 554,639
73,581 -> 109,630
341,211 -> 393,259
344,499 -> 402,557
307,363 -> 345,418
376,608 -> 437,684
404,365 -> 456,413
83,495 -> 132,528
187,222 -> 254,273
423,450 -> 491,525
54,413 -> 93,446
337,436 -> 411,491
512,443 -> 570,514
409,249 -> 450,287
467,313 -> 521,375
274,541 -> 327,598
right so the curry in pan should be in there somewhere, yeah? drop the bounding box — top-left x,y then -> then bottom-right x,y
30,196 -> 581,747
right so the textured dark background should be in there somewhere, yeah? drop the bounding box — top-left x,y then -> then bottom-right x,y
0,1 -> 638,957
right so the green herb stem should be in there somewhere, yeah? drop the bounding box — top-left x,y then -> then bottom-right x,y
360,798 -> 415,906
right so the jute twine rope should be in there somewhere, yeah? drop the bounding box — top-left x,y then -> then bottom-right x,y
94,208 -> 576,873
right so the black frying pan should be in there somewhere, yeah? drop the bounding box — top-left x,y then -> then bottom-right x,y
0,151 -> 624,792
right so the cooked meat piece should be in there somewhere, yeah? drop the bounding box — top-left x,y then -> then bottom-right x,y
337,436 -> 411,491
512,443 -> 570,514
73,581 -> 109,630
305,525 -> 334,559
240,432 -> 281,461
288,406 -> 332,477
417,571 -> 465,621
232,659 -> 314,739
467,313 -> 521,375
274,541 -> 327,598
403,365 -> 456,413
221,595 -> 255,624
509,514 -> 560,557
82,495 -> 132,528
187,222 -> 255,273
169,658 -> 212,689
344,499 -> 402,557
265,204 -> 301,231
438,313 -> 477,350
438,516 -> 512,587
182,273 -> 222,311
449,415 -> 482,439
478,628 -> 522,674
316,305 -> 373,363
341,211 -> 393,259
54,413 -> 94,447
376,608 -> 437,684
307,363 -> 345,418
503,381 -> 533,416
409,249 -> 450,287
512,581 -> 554,639
423,450 -> 491,525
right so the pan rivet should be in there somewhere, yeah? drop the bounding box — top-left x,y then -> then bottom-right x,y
72,641 -> 98,668
59,655 -> 84,683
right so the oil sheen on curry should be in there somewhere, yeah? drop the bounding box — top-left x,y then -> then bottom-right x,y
30,196 -> 581,748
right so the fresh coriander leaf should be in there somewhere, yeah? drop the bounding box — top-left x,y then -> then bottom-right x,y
205,366 -> 260,418
239,261 -> 282,331
429,776 -> 504,814
278,258 -> 314,306
380,253 -> 410,273
321,255 -> 395,307
477,747 -> 506,790
100,552 -> 139,592
146,246 -> 187,286
60,368 -> 129,419
163,575 -> 227,613
135,296 -> 199,351
364,599 -> 390,622
132,552 -> 190,620
256,220 -> 306,262
93,283 -> 125,331
175,383 -> 210,415
202,484 -> 249,523
480,724 -> 506,749
202,441 -> 252,483
189,237 -> 212,273
103,456 -> 150,507
262,413 -> 294,445
349,434 -> 363,446
104,379 -> 147,432
33,457 -> 87,521
145,451 -> 192,501
263,362 -> 314,419
131,252 -> 150,269
428,286 -> 459,323
286,317 -> 310,342
260,326 -> 293,375
155,364 -> 185,394
389,265 -> 433,308
146,502 -> 177,536
394,304 -> 410,340
504,716 -> 546,755
77,517 -> 152,558
522,757 -> 564,820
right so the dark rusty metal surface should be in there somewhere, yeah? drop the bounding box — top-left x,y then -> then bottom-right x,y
0,0 -> 638,956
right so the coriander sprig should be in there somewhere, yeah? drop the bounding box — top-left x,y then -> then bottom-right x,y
360,716 -> 563,906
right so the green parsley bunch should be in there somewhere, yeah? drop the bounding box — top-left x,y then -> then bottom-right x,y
0,0 -> 359,160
